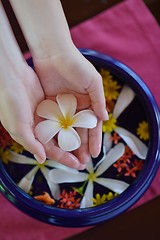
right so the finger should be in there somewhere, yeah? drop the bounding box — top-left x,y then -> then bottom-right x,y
47,93 -> 91,111
88,72 -> 108,121
44,139 -> 83,169
89,120 -> 102,158
70,92 -> 90,110
74,128 -> 90,164
9,124 -> 46,164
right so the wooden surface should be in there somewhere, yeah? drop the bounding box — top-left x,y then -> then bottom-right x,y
2,0 -> 160,53
66,196 -> 160,240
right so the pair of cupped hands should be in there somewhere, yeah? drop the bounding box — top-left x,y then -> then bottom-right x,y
0,48 -> 108,170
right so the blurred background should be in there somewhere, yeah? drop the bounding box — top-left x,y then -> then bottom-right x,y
2,0 -> 160,53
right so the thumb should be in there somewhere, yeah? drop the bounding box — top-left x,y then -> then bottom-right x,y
88,72 -> 109,121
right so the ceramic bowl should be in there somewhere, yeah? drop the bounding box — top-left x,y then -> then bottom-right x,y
0,49 -> 159,227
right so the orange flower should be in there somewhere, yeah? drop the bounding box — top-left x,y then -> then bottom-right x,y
110,132 -> 121,144
124,146 -> 134,159
34,192 -> 55,205
58,190 -> 81,209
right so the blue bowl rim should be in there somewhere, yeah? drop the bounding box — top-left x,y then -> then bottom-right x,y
0,49 -> 160,227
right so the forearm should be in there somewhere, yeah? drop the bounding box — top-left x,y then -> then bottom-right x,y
10,0 -> 74,59
0,3 -> 27,86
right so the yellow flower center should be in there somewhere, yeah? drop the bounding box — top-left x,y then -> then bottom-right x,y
88,172 -> 96,182
59,115 -> 75,129
36,162 -> 46,169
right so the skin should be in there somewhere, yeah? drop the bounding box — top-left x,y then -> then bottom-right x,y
0,1 -> 108,169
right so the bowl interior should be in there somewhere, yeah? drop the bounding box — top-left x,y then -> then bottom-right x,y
0,49 -> 159,227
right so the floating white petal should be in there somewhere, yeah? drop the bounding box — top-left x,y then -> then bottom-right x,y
48,143 -> 129,208
80,181 -> 94,208
9,151 -> 36,165
40,167 -> 60,200
95,178 -> 129,194
18,166 -> 39,193
96,143 -> 125,176
49,169 -> 87,183
86,157 -> 94,173
113,85 -> 135,119
103,132 -> 113,153
115,126 -> 148,159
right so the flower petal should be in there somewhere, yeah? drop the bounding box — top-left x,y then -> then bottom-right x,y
48,169 -> 88,183
9,151 -> 36,165
96,143 -> 125,176
18,166 -> 39,193
35,120 -> 61,144
80,181 -> 94,208
36,99 -> 63,121
86,157 -> 94,173
58,127 -> 81,151
94,146 -> 106,170
115,127 -> 148,159
56,94 -> 77,118
95,178 -> 129,194
44,159 -> 63,168
72,110 -> 97,128
103,132 -> 113,153
113,85 -> 135,119
45,159 -> 74,170
40,167 -> 60,200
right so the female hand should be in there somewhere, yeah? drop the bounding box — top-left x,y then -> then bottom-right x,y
33,46 -> 108,166
8,0 -> 108,168
0,3 -> 45,164
0,64 -> 46,163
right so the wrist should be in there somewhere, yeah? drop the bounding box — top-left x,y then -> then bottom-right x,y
10,0 -> 74,59
31,38 -> 75,60
0,3 -> 28,85
0,58 -> 29,89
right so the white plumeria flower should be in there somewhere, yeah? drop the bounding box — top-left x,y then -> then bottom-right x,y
7,151 -> 76,200
104,85 -> 148,159
35,94 -> 97,151
49,143 -> 129,208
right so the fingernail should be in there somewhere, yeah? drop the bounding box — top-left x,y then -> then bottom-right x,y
34,154 -> 46,164
93,143 -> 101,158
45,139 -> 55,151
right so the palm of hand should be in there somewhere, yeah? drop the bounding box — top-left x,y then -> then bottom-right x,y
33,49 -> 103,167
34,50 -> 96,109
